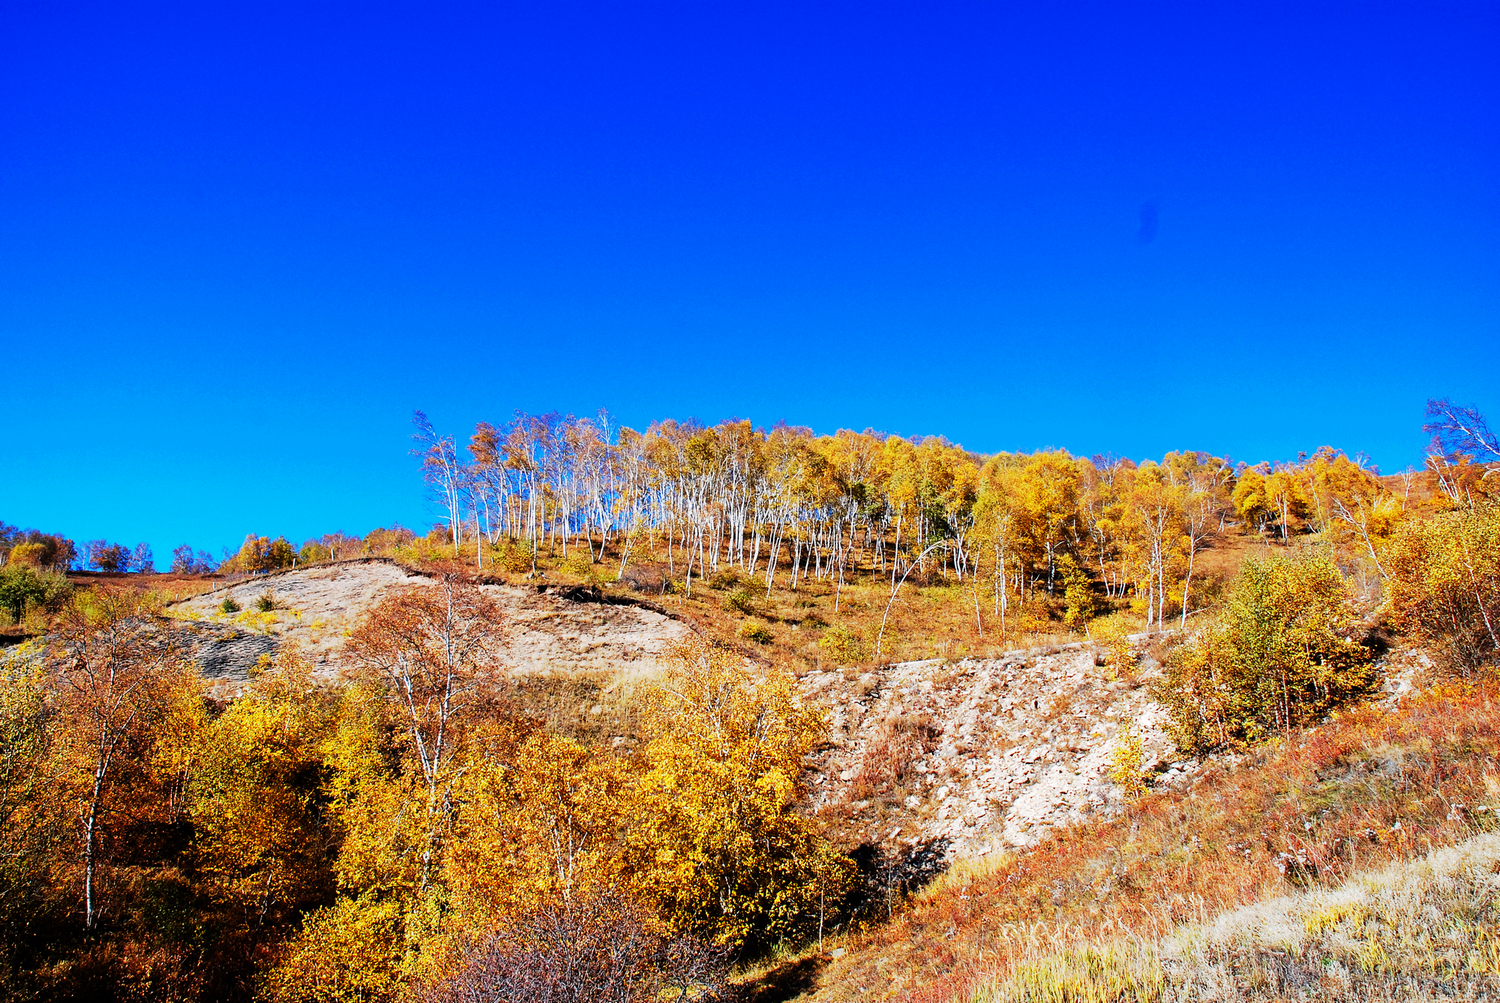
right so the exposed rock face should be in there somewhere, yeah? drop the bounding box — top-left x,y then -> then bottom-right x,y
802,645 -> 1181,859
168,559 -> 691,689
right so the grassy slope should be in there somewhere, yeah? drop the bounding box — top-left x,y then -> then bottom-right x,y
764,671 -> 1499,1001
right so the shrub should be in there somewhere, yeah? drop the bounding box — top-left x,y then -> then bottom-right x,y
626,640 -> 854,948
707,567 -> 741,590
818,626 -> 867,665
0,564 -> 72,623
256,590 -> 278,613
491,538 -> 535,573
424,890 -> 726,1003
220,597 -> 242,614
1106,728 -> 1148,803
737,620 -> 773,644
1088,613 -> 1136,678
562,547 -> 606,584
1385,503 -> 1500,673
723,586 -> 758,615
1154,553 -> 1374,751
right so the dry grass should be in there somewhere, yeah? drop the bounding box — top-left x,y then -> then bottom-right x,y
535,547 -> 1108,675
965,832 -> 1500,1003
783,671 -> 1500,1002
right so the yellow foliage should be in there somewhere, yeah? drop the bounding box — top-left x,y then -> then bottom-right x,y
6,542 -> 45,567
620,640 -> 852,947
319,685 -> 427,898
190,646 -> 327,924
259,896 -> 406,1003
446,725 -> 625,925
1107,728 -> 1148,804
817,625 -> 866,664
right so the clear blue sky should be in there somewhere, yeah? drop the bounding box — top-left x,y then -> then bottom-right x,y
3,2 -> 1497,563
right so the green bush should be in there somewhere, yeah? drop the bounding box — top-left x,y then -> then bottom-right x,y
737,620 -> 774,644
0,564 -> 71,624
818,626 -> 867,665
707,567 -> 741,590
1154,553 -> 1374,751
220,596 -> 242,614
723,586 -> 759,615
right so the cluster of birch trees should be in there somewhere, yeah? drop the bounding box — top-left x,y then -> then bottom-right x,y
413,412 -> 1404,631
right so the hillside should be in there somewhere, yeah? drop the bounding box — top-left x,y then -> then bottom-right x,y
162,559 -> 1185,863
164,557 -> 691,689
763,654 -> 1498,1002
3,407 -> 1498,1003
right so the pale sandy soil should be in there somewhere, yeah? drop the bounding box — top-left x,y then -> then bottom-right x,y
167,558 -> 691,692
803,645 -> 1181,859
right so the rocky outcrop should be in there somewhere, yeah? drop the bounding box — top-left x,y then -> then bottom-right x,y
802,645 -> 1184,859
168,559 -> 691,689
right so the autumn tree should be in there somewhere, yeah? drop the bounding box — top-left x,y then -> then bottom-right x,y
1,526 -> 76,570
1310,450 -> 1402,580
1013,451 -> 1080,596
226,534 -> 297,574
189,645 -> 333,945
343,570 -> 507,896
265,575 -> 508,1003
83,540 -> 132,573
1229,466 -> 1268,530
170,544 -> 218,574
47,586 -> 198,929
1386,503 -> 1500,671
414,411 -> 467,557
0,645 -> 62,946
1165,451 -> 1232,626
1424,397 -> 1500,465
1423,398 -> 1500,509
445,727 -> 623,926
620,640 -> 851,948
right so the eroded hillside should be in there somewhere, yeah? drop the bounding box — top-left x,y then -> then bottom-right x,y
166,558 -> 693,692
805,647 -> 1180,861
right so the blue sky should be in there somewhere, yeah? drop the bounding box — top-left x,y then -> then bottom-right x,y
2,2 -> 1497,563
